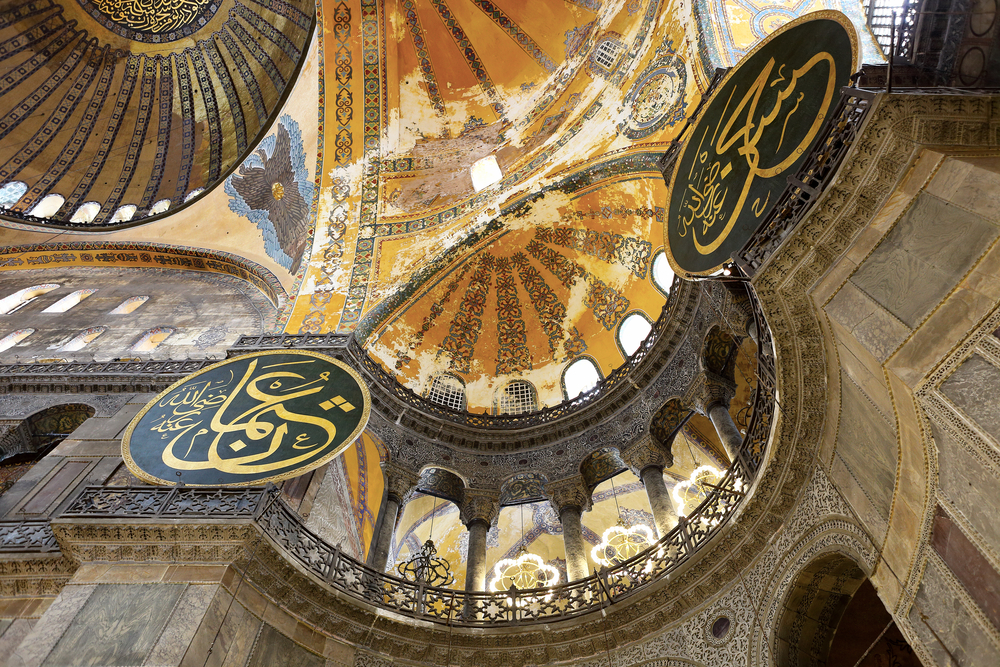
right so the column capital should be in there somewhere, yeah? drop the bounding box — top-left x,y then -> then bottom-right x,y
458,488 -> 500,527
544,476 -> 592,514
623,434 -> 673,475
688,370 -> 736,415
380,461 -> 419,504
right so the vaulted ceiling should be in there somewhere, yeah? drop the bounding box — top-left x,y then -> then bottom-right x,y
0,0 -> 312,223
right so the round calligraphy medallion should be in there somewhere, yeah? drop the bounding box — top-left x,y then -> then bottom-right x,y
122,350 -> 370,486
665,11 -> 858,276
619,52 -> 687,140
76,0 -> 221,43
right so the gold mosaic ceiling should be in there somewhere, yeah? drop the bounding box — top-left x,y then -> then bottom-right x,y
0,0 -> 312,224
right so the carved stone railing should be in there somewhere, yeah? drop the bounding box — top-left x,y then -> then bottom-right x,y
0,520 -> 59,553
733,87 -> 878,276
0,359 -> 216,394
61,486 -> 266,517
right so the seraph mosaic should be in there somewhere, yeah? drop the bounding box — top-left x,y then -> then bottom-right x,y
226,115 -> 314,274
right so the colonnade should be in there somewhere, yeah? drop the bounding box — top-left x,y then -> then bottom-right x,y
367,372 -> 746,591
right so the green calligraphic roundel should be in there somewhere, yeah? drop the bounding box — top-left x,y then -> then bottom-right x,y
122,351 -> 370,486
665,11 -> 858,276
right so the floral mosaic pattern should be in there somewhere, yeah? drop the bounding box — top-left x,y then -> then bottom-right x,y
225,114 -> 314,274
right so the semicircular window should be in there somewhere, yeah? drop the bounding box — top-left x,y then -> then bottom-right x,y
495,380 -> 538,415
563,358 -> 602,400
652,251 -> 675,295
427,374 -> 466,411
618,312 -> 653,357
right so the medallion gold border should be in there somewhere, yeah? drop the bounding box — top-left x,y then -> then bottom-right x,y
663,9 -> 860,278
121,349 -> 372,487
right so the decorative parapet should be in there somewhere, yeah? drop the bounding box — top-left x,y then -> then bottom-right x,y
0,520 -> 59,553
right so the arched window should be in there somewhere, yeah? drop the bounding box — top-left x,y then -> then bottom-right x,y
426,374 -> 466,411
563,357 -> 602,400
59,327 -> 106,352
592,38 -> 624,72
69,202 -> 101,223
147,199 -> 170,216
109,296 -> 149,315
495,380 -> 538,415
27,194 -> 64,219
0,329 -> 34,353
0,284 -> 59,315
111,205 -> 136,222
617,311 -> 653,357
0,182 -> 27,209
42,289 -> 97,313
131,327 -> 174,352
651,251 -> 675,295
184,188 -> 203,202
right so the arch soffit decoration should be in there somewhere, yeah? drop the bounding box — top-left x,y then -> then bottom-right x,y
0,242 -> 286,307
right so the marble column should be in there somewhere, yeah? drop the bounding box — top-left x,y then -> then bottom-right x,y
639,465 -> 678,537
708,402 -> 742,463
458,489 -> 500,593
559,506 -> 589,581
465,520 -> 490,593
367,462 -> 418,573
692,371 -> 739,465
545,476 -> 593,581
624,437 -> 677,538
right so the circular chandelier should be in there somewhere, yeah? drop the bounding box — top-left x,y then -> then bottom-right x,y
490,545 -> 560,593
397,539 -> 454,587
672,464 -> 724,516
591,518 -> 656,568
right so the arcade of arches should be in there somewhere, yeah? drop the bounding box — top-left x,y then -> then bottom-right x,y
0,0 -> 998,665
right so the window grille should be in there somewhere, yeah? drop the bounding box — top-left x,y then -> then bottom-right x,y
69,202 -> 101,224
594,40 -> 623,70
866,0 -> 908,57
496,380 -> 538,415
427,374 -> 466,411
111,205 -> 137,222
0,182 -> 27,209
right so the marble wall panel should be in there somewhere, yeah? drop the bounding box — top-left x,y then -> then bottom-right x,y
0,618 -> 35,662
932,507 -> 1000,632
8,584 -> 96,667
146,584 -> 219,666
41,583 -> 185,666
825,281 -> 910,362
931,420 -> 1000,559
247,624 -> 324,667
908,558 -> 1000,666
835,372 -> 898,523
852,194 -> 999,329
942,353 -> 1000,444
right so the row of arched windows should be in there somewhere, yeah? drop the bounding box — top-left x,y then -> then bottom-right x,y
0,285 -> 148,316
0,327 -> 174,354
0,182 -> 203,222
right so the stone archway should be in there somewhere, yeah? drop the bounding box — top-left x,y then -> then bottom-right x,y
0,403 -> 95,496
775,552 -> 920,667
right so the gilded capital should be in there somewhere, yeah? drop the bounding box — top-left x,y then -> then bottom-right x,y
381,461 -> 419,504
458,488 -> 500,527
623,434 -> 673,474
544,476 -> 592,514
688,370 -> 736,415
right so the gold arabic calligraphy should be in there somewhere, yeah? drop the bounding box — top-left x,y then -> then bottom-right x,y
677,53 -> 837,255
149,358 -> 341,476
92,0 -> 214,34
